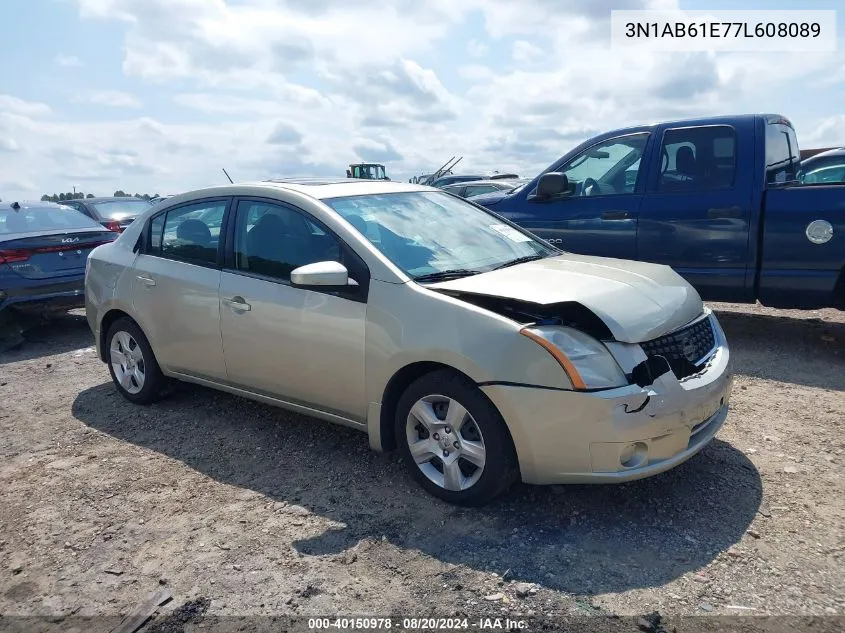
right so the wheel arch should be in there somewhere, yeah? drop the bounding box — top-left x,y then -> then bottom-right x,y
375,361 -> 519,470
98,308 -> 136,362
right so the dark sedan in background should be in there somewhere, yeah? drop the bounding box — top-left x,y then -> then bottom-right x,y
0,201 -> 117,317
441,179 -> 528,199
429,172 -> 520,188
60,196 -> 154,232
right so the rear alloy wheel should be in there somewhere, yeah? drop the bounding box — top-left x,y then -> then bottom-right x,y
106,318 -> 165,405
395,370 -> 517,506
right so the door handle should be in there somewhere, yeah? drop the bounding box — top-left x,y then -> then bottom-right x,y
222,296 -> 251,312
136,275 -> 156,287
707,206 -> 743,219
601,210 -> 630,220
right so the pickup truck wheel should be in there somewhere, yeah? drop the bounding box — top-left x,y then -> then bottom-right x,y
106,318 -> 166,405
395,369 -> 517,506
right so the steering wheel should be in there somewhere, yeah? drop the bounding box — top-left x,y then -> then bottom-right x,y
581,177 -> 599,197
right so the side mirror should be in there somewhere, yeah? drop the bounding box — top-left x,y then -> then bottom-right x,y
290,261 -> 351,289
531,172 -> 569,201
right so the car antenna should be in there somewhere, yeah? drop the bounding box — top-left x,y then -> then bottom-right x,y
222,168 -> 234,184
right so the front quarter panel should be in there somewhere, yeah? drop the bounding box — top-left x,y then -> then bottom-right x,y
366,280 -> 575,402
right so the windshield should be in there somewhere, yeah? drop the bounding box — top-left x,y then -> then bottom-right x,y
323,191 -> 557,279
91,199 -> 154,219
0,205 -> 104,235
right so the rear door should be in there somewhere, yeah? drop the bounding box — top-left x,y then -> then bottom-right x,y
637,121 -> 754,301
503,132 -> 650,260
130,198 -> 230,381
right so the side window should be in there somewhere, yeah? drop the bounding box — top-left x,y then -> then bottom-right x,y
657,125 -> 736,192
803,164 -> 845,184
559,133 -> 649,196
233,200 -> 342,282
146,200 -> 226,265
465,185 -> 498,197
765,122 -> 800,185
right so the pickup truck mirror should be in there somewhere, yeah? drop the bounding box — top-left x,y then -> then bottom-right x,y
531,172 -> 569,201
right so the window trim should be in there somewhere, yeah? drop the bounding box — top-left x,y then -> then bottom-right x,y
650,124 -> 739,195
222,196 -> 371,303
140,196 -> 233,269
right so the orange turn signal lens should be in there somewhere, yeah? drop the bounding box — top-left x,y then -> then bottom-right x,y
520,327 -> 588,390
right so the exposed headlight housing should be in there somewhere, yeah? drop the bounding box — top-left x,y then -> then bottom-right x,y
520,325 -> 628,390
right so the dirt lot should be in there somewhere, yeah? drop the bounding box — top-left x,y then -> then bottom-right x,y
0,302 -> 843,630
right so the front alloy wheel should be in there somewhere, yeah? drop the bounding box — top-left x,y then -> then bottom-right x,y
395,369 -> 517,506
406,395 -> 487,492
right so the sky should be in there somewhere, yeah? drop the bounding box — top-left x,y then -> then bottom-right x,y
0,0 -> 844,201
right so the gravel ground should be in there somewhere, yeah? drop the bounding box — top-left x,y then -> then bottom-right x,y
0,302 -> 843,631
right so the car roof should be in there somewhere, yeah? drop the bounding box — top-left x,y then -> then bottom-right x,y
444,179 -> 517,188
253,179 -> 432,199
5,200 -> 74,211
80,197 -> 156,203
802,147 -> 845,163
147,180 -> 436,210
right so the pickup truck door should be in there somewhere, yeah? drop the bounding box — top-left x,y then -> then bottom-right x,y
500,132 -> 650,260
759,185 -> 845,308
637,121 -> 755,302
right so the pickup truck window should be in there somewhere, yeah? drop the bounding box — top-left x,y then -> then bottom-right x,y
558,133 -> 648,196
765,122 -> 800,185
657,125 -> 737,192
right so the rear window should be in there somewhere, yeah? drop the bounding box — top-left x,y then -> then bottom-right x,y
91,199 -> 154,219
765,121 -> 801,185
0,205 -> 104,235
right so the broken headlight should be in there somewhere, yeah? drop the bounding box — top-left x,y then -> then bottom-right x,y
520,325 -> 628,390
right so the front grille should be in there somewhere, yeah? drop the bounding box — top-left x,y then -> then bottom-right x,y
640,316 -> 716,380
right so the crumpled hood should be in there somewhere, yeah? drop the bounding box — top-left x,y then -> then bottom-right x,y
427,253 -> 704,343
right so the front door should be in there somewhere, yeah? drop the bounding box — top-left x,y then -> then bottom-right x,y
637,122 -> 754,302
503,132 -> 650,260
218,198 -> 367,420
131,198 -> 230,380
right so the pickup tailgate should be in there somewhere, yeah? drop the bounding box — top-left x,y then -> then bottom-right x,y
760,185 -> 845,308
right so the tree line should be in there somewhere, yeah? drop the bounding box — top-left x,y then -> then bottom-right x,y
40,191 -> 160,202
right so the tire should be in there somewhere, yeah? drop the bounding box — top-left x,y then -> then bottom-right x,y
395,369 -> 518,506
105,317 -> 166,405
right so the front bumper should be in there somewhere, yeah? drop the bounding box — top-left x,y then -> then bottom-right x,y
482,317 -> 733,485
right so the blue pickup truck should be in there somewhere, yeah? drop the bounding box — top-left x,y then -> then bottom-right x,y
472,114 -> 844,309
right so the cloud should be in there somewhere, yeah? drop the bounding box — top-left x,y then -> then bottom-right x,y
89,90 -> 142,108
55,54 -> 83,67
467,39 -> 488,58
512,40 -> 543,63
0,137 -> 20,152
352,139 -> 404,163
335,58 -> 461,129
267,122 -> 304,145
0,95 -> 52,117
